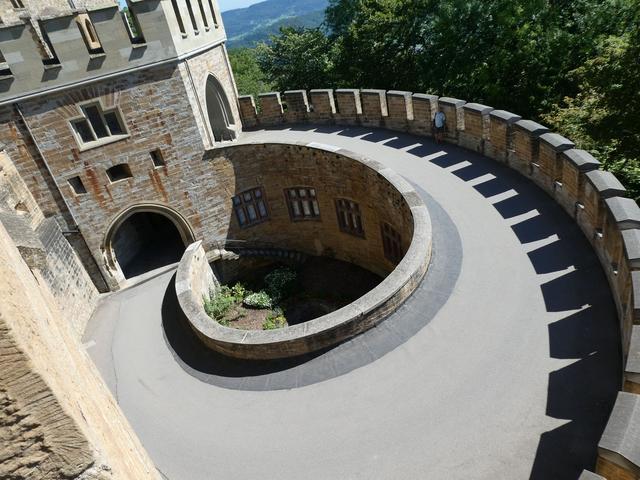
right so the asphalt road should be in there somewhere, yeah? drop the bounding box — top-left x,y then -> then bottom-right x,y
84,126 -> 621,480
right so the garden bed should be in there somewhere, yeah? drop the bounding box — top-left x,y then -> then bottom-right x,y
203,257 -> 382,331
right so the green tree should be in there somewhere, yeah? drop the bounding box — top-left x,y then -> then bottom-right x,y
256,27 -> 336,91
544,1 -> 640,199
228,47 -> 274,99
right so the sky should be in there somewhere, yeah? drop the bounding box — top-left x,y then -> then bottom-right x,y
219,0 -> 265,11
118,0 -> 264,13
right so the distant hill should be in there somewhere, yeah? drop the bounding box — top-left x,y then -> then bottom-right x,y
223,0 -> 328,49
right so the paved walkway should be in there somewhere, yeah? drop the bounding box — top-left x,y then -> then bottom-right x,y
84,126 -> 621,480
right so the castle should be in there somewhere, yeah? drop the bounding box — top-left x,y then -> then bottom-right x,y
1,1 -> 640,479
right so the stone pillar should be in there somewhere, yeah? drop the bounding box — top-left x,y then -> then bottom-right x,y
510,120 -> 549,176
334,89 -> 362,126
485,110 -> 521,163
579,170 -> 627,242
308,89 -> 336,124
257,92 -> 284,126
360,89 -> 388,128
533,132 -> 575,194
283,90 -> 309,124
385,90 -> 413,132
237,95 -> 258,129
409,93 -> 438,137
437,97 -> 465,144
556,149 -> 600,217
459,103 -> 493,153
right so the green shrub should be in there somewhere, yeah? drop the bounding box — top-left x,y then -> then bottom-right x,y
264,267 -> 297,301
243,291 -> 273,309
203,286 -> 236,322
263,309 -> 287,330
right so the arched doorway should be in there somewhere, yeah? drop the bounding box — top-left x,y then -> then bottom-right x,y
205,74 -> 236,142
103,205 -> 195,280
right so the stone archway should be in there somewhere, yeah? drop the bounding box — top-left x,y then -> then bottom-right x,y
102,204 -> 195,280
205,74 -> 236,142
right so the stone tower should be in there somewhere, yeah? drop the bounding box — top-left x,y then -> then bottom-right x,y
0,0 -> 241,291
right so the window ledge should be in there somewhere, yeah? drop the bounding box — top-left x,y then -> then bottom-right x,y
89,52 -> 106,60
131,42 -> 147,49
108,177 -> 133,185
43,62 -> 62,71
78,134 -> 129,152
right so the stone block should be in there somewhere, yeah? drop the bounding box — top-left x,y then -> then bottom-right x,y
534,133 -> 575,194
557,150 -> 600,217
598,392 -> 640,479
308,89 -> 336,124
334,89 -> 362,125
385,90 -> 413,131
606,197 -> 640,230
626,325 -> 640,391
511,119 -> 549,177
238,95 -> 258,128
360,89 -> 388,127
409,93 -> 438,137
257,92 -> 284,126
437,97 -> 465,144
485,110 -> 521,163
283,90 -> 309,124
459,103 -> 492,153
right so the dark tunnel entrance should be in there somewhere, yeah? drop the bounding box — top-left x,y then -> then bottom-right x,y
112,212 -> 187,279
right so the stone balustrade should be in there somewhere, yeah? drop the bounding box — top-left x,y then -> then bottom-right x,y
236,87 -> 640,480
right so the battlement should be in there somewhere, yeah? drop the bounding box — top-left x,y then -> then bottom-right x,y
238,87 -> 640,480
0,0 -> 225,105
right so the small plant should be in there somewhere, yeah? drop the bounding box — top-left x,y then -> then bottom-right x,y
264,267 -> 297,301
203,286 -> 236,322
231,282 -> 249,301
263,309 -> 287,330
243,291 -> 273,309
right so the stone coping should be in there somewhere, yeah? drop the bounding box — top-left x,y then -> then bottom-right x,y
175,142 -> 432,360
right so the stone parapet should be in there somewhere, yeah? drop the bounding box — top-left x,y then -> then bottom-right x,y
238,95 -> 258,128
235,88 -> 640,478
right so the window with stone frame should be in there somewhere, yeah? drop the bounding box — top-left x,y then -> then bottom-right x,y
285,187 -> 320,220
70,103 -> 127,148
232,187 -> 269,227
381,222 -> 403,264
335,198 -> 364,237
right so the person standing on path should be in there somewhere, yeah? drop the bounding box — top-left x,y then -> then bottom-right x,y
434,109 -> 446,144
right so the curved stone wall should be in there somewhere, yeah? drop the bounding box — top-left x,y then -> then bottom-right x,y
176,143 -> 432,360
237,88 -> 640,479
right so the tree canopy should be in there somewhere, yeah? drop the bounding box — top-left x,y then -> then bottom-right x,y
232,0 -> 640,197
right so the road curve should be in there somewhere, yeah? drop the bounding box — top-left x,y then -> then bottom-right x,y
84,125 -> 621,480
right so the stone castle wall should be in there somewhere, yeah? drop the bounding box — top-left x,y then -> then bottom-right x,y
5,39 -> 240,289
237,87 -> 640,480
202,142 -> 415,277
0,215 -> 158,479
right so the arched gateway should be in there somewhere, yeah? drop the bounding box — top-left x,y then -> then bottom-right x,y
102,204 -> 195,280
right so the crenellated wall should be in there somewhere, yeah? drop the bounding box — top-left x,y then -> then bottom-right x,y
0,0 -> 227,105
237,87 -> 640,480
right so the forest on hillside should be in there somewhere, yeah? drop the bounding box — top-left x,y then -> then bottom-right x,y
229,0 -> 640,199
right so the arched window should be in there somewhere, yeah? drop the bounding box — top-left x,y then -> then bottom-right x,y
205,74 -> 236,142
